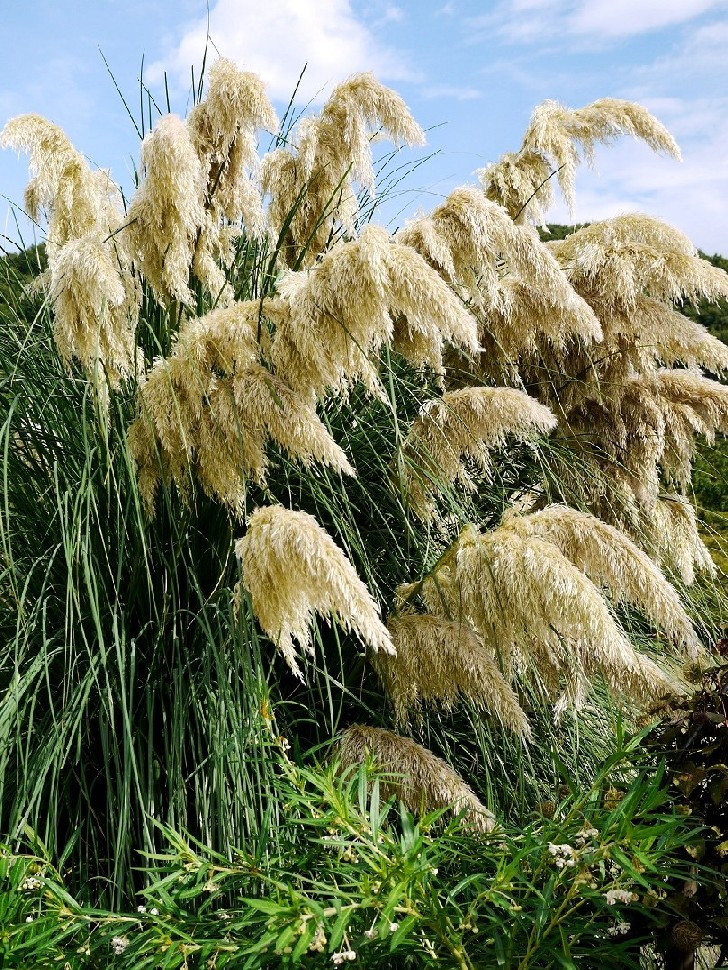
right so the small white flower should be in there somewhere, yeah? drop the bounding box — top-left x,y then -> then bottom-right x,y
389,922 -> 398,933
548,843 -> 579,870
150,907 -> 159,916
111,936 -> 129,955
364,929 -> 376,940
137,905 -> 147,913
608,921 -> 631,936
25,915 -> 33,923
604,889 -> 635,906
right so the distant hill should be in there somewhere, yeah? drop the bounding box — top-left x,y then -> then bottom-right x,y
0,243 -> 46,325
681,251 -> 728,345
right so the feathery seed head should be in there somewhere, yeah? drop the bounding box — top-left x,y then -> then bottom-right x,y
400,188 -> 601,369
262,73 -> 423,265
401,386 -> 556,519
129,301 -> 353,514
1,115 -> 139,382
271,226 -> 478,399
586,296 -> 728,377
502,505 -> 699,655
124,114 -> 206,305
482,99 -> 679,224
375,614 -> 530,736
447,523 -> 680,709
236,506 -> 393,678
551,215 -> 728,311
647,495 -> 715,585
338,725 -> 496,833
1,115 -> 123,249
50,232 -> 140,385
480,149 -> 552,228
188,58 -> 277,233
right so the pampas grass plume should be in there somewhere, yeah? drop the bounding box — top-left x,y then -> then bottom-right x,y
338,725 -> 495,833
237,506 -> 393,678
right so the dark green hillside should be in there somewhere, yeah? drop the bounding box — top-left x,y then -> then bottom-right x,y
682,250 -> 728,345
0,242 -> 46,326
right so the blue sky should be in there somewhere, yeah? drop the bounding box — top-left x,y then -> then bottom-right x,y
2,0 -> 728,253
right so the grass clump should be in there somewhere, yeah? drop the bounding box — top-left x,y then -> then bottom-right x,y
0,59 -> 727,970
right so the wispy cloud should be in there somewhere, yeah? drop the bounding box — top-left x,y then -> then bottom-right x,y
422,84 -> 481,100
148,0 -> 416,104
477,0 -> 728,43
568,0 -> 726,37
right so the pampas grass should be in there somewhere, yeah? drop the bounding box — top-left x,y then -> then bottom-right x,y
1,63 -> 726,913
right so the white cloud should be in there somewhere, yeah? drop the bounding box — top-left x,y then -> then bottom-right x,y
633,20 -> 728,87
422,84 -> 481,100
380,5 -> 405,23
485,0 -> 728,42
567,0 -> 726,38
148,0 -> 415,104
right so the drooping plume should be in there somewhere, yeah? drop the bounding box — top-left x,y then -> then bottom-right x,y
550,216 -> 728,312
270,225 -> 479,399
400,522 -> 681,712
262,73 -> 424,265
187,59 -> 278,298
1,114 -> 123,249
374,614 -> 530,736
49,235 -> 140,385
533,216 -> 728,529
125,114 -> 206,306
236,506 -> 393,678
188,58 -> 278,229
481,99 -> 680,226
500,506 -> 699,654
399,187 -> 601,385
128,301 -> 353,514
338,725 -> 496,833
1,115 -> 139,384
647,494 -> 715,585
401,386 -> 556,519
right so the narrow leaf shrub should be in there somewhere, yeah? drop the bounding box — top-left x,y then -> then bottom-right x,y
0,745 -> 706,969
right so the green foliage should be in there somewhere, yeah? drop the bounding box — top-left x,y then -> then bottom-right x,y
0,258 -> 626,909
537,223 -> 589,242
682,252 -> 728,347
0,242 -> 46,328
0,293 -> 282,907
0,744 -> 705,969
1,77 -> 726,947
643,660 -> 728,962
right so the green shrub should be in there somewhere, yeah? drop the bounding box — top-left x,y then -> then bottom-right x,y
0,738 -> 705,969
